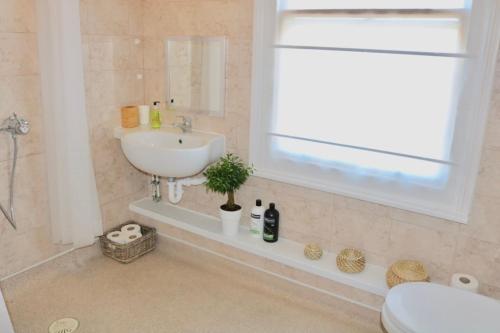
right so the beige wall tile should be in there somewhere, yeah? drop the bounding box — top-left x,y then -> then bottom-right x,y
143,38 -> 164,70
0,226 -> 70,278
113,70 -> 145,106
388,221 -> 458,277
464,195 -> 500,244
0,75 -> 40,116
84,70 -> 115,107
84,70 -> 144,108
86,36 -> 143,71
90,123 -> 146,205
332,208 -> 391,256
144,69 -> 165,103
128,0 -> 144,36
82,0 -> 131,35
475,148 -> 500,198
100,191 -> 146,231
0,33 -> 38,76
0,0 -> 37,33
452,235 -> 500,287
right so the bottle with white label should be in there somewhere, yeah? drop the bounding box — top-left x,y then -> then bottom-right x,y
250,199 -> 265,238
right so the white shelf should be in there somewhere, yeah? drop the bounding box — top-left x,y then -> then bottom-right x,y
130,198 -> 389,296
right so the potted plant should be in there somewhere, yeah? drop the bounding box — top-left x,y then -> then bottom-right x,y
204,153 -> 254,236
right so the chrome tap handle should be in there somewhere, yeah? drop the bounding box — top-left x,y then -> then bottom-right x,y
16,117 -> 30,135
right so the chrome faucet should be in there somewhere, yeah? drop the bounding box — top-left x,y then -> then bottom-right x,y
173,115 -> 192,133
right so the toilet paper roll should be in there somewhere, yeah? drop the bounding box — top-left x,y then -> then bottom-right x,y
121,224 -> 141,234
106,231 -> 127,245
124,232 -> 143,243
450,273 -> 479,293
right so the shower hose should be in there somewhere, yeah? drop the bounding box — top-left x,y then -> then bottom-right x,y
0,133 -> 18,229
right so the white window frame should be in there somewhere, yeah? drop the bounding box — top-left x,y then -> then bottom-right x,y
250,0 -> 500,223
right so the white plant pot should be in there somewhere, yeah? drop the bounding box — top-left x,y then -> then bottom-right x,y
220,206 -> 242,237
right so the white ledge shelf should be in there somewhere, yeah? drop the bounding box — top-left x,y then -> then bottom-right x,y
130,198 -> 389,296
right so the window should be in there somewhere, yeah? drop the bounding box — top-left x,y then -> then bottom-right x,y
250,0 -> 500,222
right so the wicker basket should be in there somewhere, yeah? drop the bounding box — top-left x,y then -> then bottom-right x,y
386,260 -> 430,288
336,248 -> 366,273
99,222 -> 157,264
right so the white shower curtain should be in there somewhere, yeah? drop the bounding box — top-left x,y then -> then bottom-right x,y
36,0 -> 103,247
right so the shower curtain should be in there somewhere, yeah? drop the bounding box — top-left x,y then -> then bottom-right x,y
36,0 -> 103,247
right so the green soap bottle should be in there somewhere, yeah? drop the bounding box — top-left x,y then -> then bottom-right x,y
150,101 -> 162,129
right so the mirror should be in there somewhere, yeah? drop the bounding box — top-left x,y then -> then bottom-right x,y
166,36 -> 226,117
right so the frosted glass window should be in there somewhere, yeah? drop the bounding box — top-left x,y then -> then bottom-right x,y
251,0 -> 499,222
270,0 -> 470,181
273,49 -> 461,179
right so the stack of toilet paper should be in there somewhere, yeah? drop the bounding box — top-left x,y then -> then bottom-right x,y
106,224 -> 143,245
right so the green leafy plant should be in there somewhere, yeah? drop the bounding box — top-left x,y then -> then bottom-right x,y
204,153 -> 254,211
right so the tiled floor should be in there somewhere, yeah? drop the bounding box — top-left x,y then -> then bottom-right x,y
1,239 -> 382,333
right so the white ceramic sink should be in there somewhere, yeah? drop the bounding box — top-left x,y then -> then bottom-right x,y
115,127 -> 225,178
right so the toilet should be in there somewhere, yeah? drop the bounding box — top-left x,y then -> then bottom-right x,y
382,282 -> 500,333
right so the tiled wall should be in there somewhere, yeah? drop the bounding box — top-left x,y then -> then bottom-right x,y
80,0 -> 148,231
0,0 -> 149,279
0,0 -> 72,278
140,0 -> 500,299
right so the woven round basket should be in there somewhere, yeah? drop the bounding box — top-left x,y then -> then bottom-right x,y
386,260 -> 430,288
336,248 -> 366,273
304,243 -> 323,260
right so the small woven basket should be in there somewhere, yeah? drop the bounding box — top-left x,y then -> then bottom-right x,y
386,260 -> 430,288
336,248 -> 366,273
99,221 -> 157,264
304,243 -> 323,260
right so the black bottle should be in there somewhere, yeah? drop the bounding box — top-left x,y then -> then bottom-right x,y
263,203 -> 279,243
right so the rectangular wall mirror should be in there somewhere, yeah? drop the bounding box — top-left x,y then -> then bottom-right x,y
166,36 -> 227,117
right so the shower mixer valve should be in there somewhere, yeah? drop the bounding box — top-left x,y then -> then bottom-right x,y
1,113 -> 30,136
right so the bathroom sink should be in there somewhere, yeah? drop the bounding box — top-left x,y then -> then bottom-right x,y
115,127 -> 225,178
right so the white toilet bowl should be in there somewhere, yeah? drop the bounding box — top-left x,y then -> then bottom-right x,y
382,282 -> 500,333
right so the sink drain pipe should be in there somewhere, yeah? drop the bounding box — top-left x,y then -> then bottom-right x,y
167,176 -> 207,204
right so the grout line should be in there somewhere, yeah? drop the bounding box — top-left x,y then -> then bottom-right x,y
156,231 -> 383,313
0,31 -> 37,36
0,247 -> 76,283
